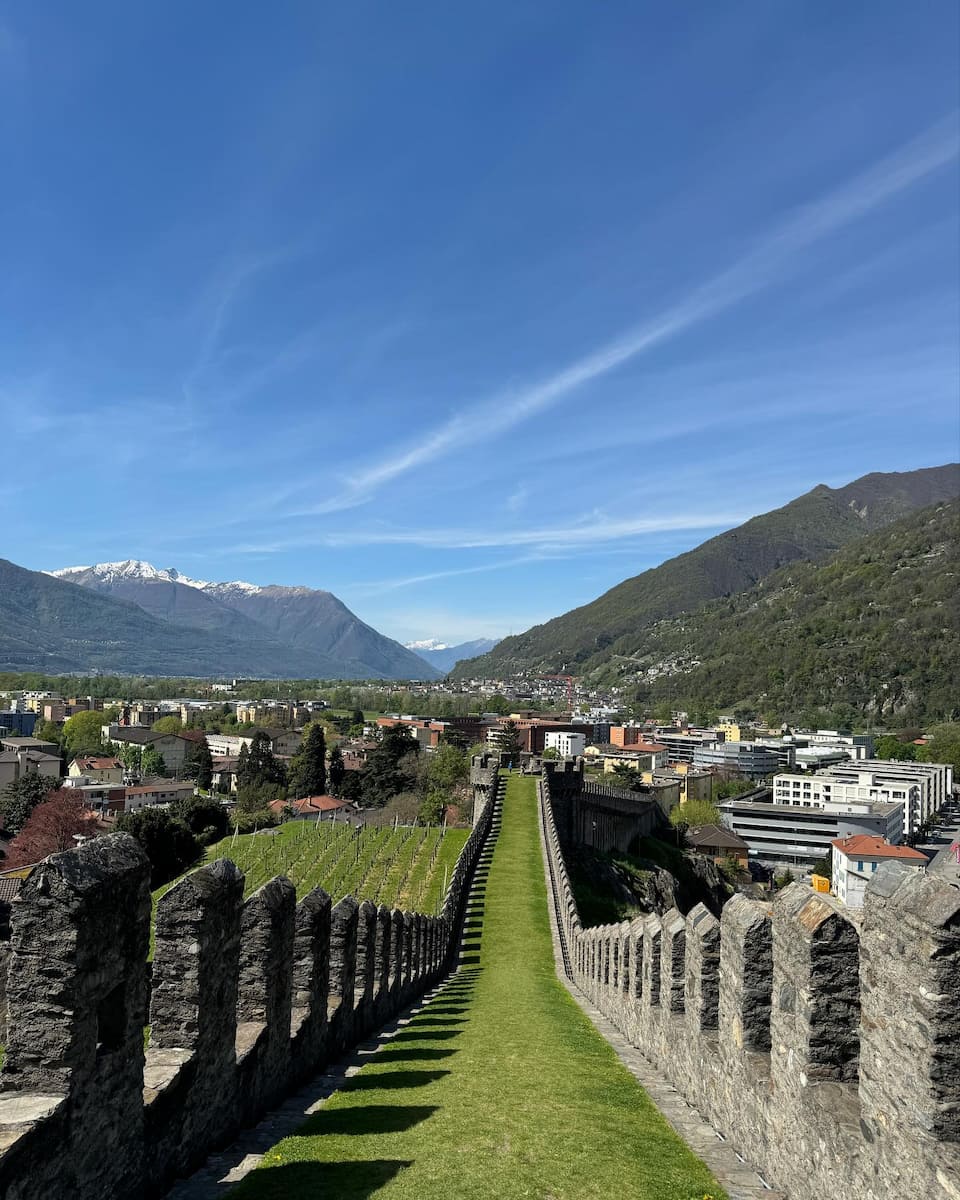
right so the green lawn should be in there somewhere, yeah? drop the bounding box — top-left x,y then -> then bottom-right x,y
233,774 -> 726,1200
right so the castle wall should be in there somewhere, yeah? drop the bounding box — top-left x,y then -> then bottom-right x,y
0,758 -> 501,1200
538,770 -> 960,1200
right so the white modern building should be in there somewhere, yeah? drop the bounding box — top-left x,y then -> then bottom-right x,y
830,834 -> 927,907
773,759 -> 953,837
544,730 -> 586,758
719,795 -> 903,868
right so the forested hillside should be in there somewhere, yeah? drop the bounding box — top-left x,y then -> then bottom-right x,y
454,464 -> 959,678
606,501 -> 959,727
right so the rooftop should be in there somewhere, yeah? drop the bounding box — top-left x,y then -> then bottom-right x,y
831,835 -> 928,862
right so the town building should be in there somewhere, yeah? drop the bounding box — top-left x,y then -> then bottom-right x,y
772,759 -> 952,838
544,730 -> 586,758
0,749 -> 62,790
0,711 -> 38,738
718,795 -> 903,868
267,794 -> 355,822
68,756 -> 124,785
830,834 -> 927,907
122,779 -> 196,813
652,729 -> 720,765
686,823 -> 750,868
692,740 -> 785,778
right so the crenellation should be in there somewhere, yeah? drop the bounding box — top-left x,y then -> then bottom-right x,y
538,767 -> 960,1200
290,886 -> 331,1075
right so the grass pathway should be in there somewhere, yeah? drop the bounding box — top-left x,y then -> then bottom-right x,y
234,775 -> 726,1200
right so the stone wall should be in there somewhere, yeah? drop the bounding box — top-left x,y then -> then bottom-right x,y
539,770 -> 960,1200
0,769 -> 500,1200
543,759 -> 664,853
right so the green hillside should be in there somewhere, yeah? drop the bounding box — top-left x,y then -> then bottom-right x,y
599,500 -> 959,727
453,464 -> 959,678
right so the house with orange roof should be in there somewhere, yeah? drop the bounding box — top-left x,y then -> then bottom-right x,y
267,794 -> 356,822
830,834 -> 927,907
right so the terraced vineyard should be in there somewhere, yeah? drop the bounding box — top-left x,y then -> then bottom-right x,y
153,820 -> 469,915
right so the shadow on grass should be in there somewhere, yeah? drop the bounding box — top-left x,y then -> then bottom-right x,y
237,1158 -> 413,1199
374,1046 -> 458,1063
298,1103 -> 438,1137
389,1028 -> 462,1043
341,1069 -> 450,1092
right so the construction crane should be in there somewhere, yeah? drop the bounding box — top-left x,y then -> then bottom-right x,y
540,674 -> 576,710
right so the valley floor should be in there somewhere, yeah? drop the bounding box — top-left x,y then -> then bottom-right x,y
233,774 -> 725,1200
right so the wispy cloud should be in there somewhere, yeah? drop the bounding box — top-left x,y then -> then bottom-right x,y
292,115 -> 958,515
228,510 -> 748,556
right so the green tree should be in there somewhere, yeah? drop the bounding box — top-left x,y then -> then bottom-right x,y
670,798 -> 723,827
499,721 -> 522,764
140,746 -> 167,778
32,719 -> 63,748
361,726 -> 420,806
62,710 -> 107,758
116,807 -> 200,888
874,735 -> 917,762
424,742 -> 468,792
152,715 -> 184,735
174,794 -> 228,844
0,773 -> 58,836
184,740 -> 214,790
288,723 -> 326,798
328,745 -> 346,796
486,694 -> 511,716
541,747 -> 560,761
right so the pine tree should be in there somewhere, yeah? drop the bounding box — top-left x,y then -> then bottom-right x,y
328,745 -> 346,796
288,723 -> 326,798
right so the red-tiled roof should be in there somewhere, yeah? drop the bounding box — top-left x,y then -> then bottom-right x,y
268,794 -> 352,815
73,756 -> 123,770
831,835 -> 927,862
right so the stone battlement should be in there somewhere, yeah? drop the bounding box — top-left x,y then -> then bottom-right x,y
0,765 -> 499,1200
539,770 -> 960,1200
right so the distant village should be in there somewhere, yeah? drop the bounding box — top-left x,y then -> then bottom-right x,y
1,671 -> 956,916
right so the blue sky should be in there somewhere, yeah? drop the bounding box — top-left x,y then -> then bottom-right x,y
1,2 -> 958,645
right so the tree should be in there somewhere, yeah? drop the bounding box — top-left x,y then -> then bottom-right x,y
0,773 -> 59,837
288,723 -> 326,798
670,798 -> 723,828
32,719 -> 63,748
541,747 -> 560,761
193,742 -> 214,790
152,715 -> 184,735
424,742 -> 468,792
116,807 -> 200,888
361,726 -> 420,806
328,745 -> 346,796
350,708 -> 365,729
499,721 -> 522,764
174,795 -> 228,844
62,710 -> 107,758
874,735 -> 917,762
4,791 -> 97,868
140,746 -> 167,778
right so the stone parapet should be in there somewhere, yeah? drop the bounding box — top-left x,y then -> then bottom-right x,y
0,776 -> 501,1200
538,770 -> 960,1200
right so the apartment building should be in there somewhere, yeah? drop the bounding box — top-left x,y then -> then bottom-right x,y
544,730 -> 586,758
719,795 -> 903,868
693,740 -> 785,778
773,759 -> 952,837
653,729 -> 720,765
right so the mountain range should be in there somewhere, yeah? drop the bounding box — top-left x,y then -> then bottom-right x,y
406,637 -> 500,673
611,498 -> 959,726
0,560 -> 439,680
453,463 -> 960,683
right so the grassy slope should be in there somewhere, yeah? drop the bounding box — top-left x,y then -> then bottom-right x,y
234,775 -> 726,1200
153,822 -> 468,931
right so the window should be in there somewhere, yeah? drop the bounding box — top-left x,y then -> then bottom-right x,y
871,862 -> 878,872
857,860 -> 864,871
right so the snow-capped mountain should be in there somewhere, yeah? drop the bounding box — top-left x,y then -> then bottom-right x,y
49,559 -> 261,595
407,637 -> 500,673
45,560 -> 440,680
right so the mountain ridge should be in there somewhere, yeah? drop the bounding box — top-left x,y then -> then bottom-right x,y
452,463 -> 960,679
6,559 -> 439,680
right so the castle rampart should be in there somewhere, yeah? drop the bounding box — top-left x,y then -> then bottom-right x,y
538,768 -> 960,1200
0,756 -> 500,1199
